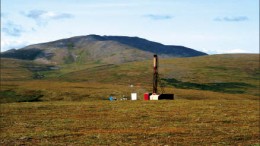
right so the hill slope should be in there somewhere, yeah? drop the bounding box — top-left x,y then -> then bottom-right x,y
56,54 -> 259,95
1,54 -> 259,102
1,35 -> 207,64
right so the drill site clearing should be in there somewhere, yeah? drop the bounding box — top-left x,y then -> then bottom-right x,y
109,54 -> 174,101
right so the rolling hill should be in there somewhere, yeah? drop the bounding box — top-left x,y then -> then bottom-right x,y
1,35 -> 207,64
0,54 -> 259,102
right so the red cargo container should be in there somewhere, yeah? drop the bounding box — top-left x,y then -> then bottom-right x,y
144,93 -> 149,100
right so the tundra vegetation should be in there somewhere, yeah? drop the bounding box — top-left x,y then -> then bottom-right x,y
0,54 -> 259,145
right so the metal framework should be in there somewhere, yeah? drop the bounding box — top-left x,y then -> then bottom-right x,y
153,54 -> 158,94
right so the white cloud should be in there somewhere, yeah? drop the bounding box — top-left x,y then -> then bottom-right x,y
1,21 -> 26,37
214,16 -> 249,22
22,10 -> 74,26
82,3 -> 137,8
203,48 -> 250,54
144,14 -> 173,20
1,40 -> 29,52
221,49 -> 249,54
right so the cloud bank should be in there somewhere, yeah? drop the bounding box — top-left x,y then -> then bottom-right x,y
1,21 -> 25,37
23,10 -> 74,26
1,12 -> 7,18
144,14 -> 173,20
1,40 -> 29,52
214,16 -> 249,22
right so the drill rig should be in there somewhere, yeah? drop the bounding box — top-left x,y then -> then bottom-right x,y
144,54 -> 174,100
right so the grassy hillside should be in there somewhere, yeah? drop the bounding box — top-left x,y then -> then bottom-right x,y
1,58 -> 57,81
0,54 -> 259,102
45,54 -> 259,95
160,54 -> 259,95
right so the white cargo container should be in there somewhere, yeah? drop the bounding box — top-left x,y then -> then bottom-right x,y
150,94 -> 159,100
131,93 -> 137,100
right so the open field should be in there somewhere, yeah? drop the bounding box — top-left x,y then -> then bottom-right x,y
0,54 -> 259,145
0,100 -> 259,145
0,80 -> 258,103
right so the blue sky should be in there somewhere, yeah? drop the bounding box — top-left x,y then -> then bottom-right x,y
1,0 -> 259,54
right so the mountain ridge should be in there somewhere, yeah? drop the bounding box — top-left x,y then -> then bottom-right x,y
1,34 -> 207,64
